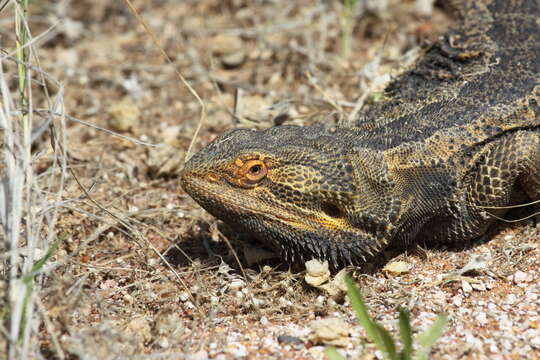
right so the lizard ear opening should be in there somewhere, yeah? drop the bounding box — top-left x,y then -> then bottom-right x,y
321,202 -> 343,218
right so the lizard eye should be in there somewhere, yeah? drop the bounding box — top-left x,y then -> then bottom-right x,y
241,159 -> 267,182
249,164 -> 262,175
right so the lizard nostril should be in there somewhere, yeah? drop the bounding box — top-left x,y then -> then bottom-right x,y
321,202 -> 342,218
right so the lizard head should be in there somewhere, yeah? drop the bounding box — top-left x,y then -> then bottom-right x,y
180,125 -> 399,266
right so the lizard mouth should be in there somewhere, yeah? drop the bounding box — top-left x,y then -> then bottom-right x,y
180,172 -> 303,228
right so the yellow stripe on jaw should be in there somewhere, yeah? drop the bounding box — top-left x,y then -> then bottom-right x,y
281,214 -> 349,232
315,216 -> 350,231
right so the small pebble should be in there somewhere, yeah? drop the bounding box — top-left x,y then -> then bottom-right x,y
462,280 -> 473,293
383,261 -> 412,274
228,279 -> 246,291
475,311 -> 487,325
505,294 -> 517,305
309,318 -> 350,347
305,259 -> 330,287
277,335 -> 304,345
108,97 -> 140,132
513,271 -> 528,284
179,292 -> 189,302
471,282 -> 486,291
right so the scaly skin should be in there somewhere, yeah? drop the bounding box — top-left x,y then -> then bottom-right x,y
180,0 -> 540,266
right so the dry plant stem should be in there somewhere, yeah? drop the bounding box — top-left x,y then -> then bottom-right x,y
478,198 -> 540,209
5,1 -> 31,357
4,21 -> 59,61
461,198 -> 540,222
340,0 -> 355,60
34,109 -> 162,148
485,211 -> 540,223
2,1 -> 67,357
15,0 -> 28,107
306,72 -> 343,119
347,35 -> 387,124
121,0 -> 206,162
19,19 -> 39,360
0,51 -> 24,360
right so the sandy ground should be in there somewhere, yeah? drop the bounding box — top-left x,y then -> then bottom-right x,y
1,0 -> 539,359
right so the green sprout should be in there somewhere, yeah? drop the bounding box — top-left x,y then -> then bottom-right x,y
326,276 -> 447,360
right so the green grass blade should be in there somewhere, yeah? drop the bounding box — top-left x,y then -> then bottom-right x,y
344,276 -> 385,351
23,242 -> 59,284
414,314 -> 448,360
325,347 -> 346,360
373,322 -> 398,360
19,242 -> 59,339
399,308 -> 413,360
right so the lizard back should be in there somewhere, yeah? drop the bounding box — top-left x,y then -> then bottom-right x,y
356,0 -> 540,150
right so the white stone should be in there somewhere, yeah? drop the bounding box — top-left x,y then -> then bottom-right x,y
475,312 -> 488,325
228,279 -> 246,291
504,294 -> 517,305
179,292 -> 189,302
462,281 -> 473,293
514,271 -> 528,283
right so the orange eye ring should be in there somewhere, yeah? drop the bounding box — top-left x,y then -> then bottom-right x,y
238,159 -> 267,183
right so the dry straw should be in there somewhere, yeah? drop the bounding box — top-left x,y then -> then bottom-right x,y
1,0 -> 67,358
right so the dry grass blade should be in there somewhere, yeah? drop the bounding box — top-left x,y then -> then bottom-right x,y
0,1 -> 67,358
35,109 -> 162,147
473,199 -> 540,223
456,197 -> 540,223
121,0 -> 206,162
305,71 -> 345,122
476,198 -> 540,209
485,210 -> 540,223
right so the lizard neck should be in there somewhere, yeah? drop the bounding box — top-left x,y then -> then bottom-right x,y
346,147 -> 402,245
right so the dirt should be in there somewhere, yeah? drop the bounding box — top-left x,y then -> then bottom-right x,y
1,0 -> 539,359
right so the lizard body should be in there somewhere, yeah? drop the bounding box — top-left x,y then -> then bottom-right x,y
181,0 -> 540,266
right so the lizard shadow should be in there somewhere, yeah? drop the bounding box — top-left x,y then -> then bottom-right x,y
167,208 -> 536,274
164,221 -> 390,274
164,221 -> 291,271
163,221 -> 225,268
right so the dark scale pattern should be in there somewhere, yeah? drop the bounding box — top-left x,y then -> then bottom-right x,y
181,0 -> 540,266
355,0 -> 539,150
